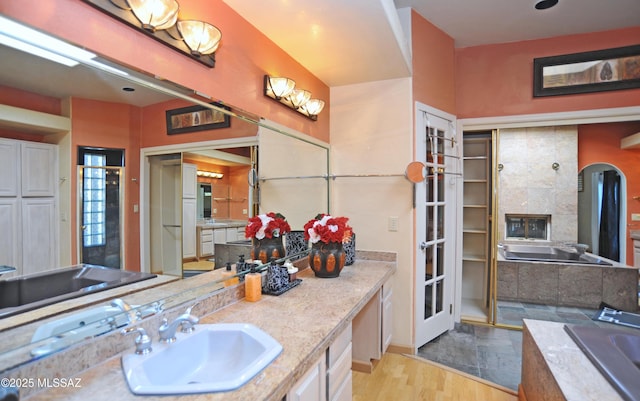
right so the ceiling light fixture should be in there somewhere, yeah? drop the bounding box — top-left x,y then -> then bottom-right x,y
82,0 -> 221,68
263,75 -> 325,121
535,0 -> 559,10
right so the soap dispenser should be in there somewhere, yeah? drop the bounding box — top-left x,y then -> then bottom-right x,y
245,264 -> 262,302
222,262 -> 239,287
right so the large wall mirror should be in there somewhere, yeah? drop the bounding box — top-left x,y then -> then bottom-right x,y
0,18 -> 329,370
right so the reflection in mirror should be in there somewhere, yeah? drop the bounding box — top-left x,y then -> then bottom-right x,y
0,17 -> 330,369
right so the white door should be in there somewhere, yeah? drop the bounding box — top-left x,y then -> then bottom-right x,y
415,105 -> 458,348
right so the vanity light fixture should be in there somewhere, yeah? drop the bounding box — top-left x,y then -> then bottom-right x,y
263,75 -> 326,121
197,170 -> 224,179
176,20 -> 222,56
126,0 -> 179,31
82,0 -> 221,68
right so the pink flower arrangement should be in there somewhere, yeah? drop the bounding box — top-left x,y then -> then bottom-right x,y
304,214 -> 353,244
245,212 -> 291,240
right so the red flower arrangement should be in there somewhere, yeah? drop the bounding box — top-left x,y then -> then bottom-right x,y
304,214 -> 353,244
245,212 -> 291,240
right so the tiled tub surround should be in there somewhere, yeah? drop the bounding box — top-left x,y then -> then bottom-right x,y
10,251 -> 395,401
497,254 -> 639,312
521,319 -> 630,401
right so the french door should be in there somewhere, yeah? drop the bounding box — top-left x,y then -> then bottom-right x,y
415,105 -> 458,349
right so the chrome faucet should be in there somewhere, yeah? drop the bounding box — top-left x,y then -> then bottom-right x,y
111,298 -> 139,323
158,305 -> 200,343
121,327 -> 152,355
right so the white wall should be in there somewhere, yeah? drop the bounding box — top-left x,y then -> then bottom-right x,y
330,77 -> 414,348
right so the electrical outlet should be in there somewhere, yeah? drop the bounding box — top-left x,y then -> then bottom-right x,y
213,208 -> 217,214
388,216 -> 399,232
242,208 -> 248,215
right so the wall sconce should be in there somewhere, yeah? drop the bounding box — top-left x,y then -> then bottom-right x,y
264,75 -> 325,121
82,0 -> 221,68
197,170 -> 224,179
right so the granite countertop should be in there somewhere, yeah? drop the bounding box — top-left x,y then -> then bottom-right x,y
521,319 -> 625,401
631,230 -> 640,241
196,220 -> 247,229
23,255 -> 396,401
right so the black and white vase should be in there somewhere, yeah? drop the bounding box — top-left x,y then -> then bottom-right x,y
285,231 -> 308,261
344,232 -> 356,266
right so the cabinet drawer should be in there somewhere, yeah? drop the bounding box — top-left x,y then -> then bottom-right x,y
329,371 -> 352,401
327,342 -> 351,398
201,241 -> 214,255
200,230 -> 213,241
329,322 -> 352,366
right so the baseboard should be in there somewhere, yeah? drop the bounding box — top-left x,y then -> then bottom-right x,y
387,344 -> 413,355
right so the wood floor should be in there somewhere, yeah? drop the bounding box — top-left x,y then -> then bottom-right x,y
353,353 -> 519,401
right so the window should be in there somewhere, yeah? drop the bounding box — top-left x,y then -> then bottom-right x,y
505,215 -> 550,240
82,153 -> 106,247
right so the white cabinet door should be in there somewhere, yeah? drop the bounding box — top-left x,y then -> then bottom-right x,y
287,355 -> 326,401
0,199 -> 20,273
214,229 -> 226,244
0,139 -> 19,197
382,283 -> 393,354
22,198 -> 57,275
182,163 -> 197,199
21,142 -> 57,197
182,198 -> 197,258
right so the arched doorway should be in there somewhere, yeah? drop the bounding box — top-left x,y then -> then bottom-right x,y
577,163 -> 627,263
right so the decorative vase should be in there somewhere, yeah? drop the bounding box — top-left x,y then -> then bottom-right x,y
344,232 -> 356,266
251,236 -> 285,264
285,231 -> 308,261
309,241 -> 346,278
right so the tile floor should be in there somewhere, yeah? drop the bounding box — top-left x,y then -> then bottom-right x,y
417,301 -> 631,391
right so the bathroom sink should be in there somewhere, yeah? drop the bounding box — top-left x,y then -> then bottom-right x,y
121,323 -> 282,395
565,324 -> 640,401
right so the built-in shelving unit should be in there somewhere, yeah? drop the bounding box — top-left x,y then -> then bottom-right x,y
461,134 -> 491,322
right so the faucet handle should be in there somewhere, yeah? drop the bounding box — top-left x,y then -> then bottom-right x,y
121,327 -> 152,355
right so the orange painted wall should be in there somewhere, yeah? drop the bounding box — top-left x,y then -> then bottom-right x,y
411,11 -> 456,115
578,121 -> 640,263
456,27 -> 640,118
71,98 -> 142,269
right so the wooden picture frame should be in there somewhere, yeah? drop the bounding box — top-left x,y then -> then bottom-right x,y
533,45 -> 640,97
166,102 -> 230,135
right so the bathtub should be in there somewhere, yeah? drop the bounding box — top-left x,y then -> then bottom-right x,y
499,243 -> 612,266
0,264 -> 156,318
497,244 -> 638,311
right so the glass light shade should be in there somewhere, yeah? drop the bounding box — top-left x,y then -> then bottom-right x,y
268,77 -> 295,99
177,20 -> 222,56
302,98 -> 325,116
127,0 -> 179,31
289,89 -> 311,109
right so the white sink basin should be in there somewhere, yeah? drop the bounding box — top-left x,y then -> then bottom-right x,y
121,323 -> 282,395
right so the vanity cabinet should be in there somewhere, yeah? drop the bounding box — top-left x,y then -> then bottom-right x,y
287,355 -> 326,401
197,227 -> 214,259
352,280 -> 393,372
287,323 -> 352,401
327,323 -> 352,401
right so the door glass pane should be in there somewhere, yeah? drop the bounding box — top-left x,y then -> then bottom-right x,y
425,283 -> 433,319
427,206 -> 434,241
436,242 -> 444,277
427,175 -> 435,203
437,205 -> 444,240
436,280 -> 443,313
437,172 -> 445,202
425,244 -> 434,280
